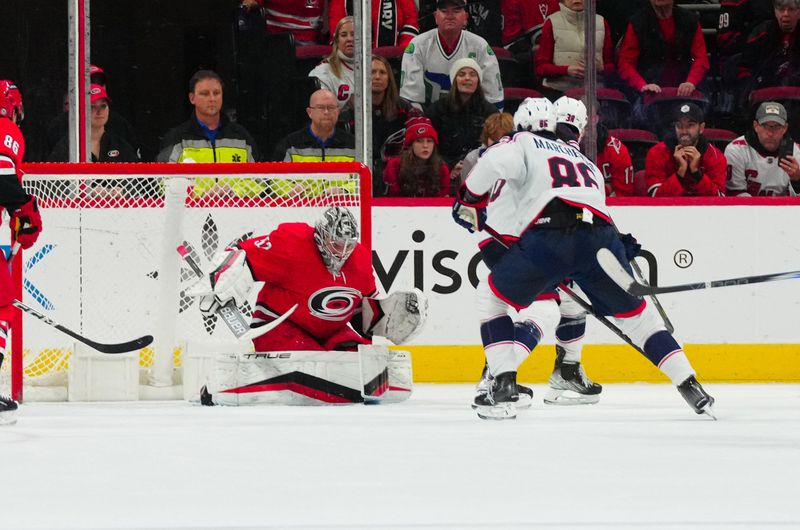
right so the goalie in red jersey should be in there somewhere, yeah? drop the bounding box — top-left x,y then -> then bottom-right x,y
0,80 -> 43,424
189,206 -> 426,352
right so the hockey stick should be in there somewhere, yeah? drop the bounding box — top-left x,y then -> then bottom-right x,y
177,243 -> 296,340
482,225 -> 645,354
611,223 -> 675,333
12,299 -> 153,354
597,247 -> 800,296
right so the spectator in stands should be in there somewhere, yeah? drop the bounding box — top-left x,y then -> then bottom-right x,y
645,102 -> 726,196
271,90 -> 357,197
46,64 -> 141,160
371,55 -> 423,196
157,70 -> 262,199
718,0 -> 774,58
534,0 -> 616,95
383,118 -> 450,196
240,0 -> 325,46
459,112 -> 515,188
400,0 -> 504,110
726,101 -> 800,196
595,123 -> 636,197
309,17 -> 355,113
465,0 -> 503,47
738,0 -> 800,95
502,0 -> 560,53
617,0 -> 709,97
49,85 -> 140,197
426,58 -> 499,177
329,0 -> 419,47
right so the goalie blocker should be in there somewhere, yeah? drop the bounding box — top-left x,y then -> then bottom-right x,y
196,345 -> 412,406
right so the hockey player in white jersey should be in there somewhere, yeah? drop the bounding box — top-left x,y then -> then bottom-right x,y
399,0 -> 503,109
453,97 -> 715,420
470,97 -> 601,408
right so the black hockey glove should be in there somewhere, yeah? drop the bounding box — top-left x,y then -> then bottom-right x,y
619,233 -> 642,262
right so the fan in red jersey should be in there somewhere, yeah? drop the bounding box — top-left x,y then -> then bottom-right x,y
188,207 -> 427,352
0,80 -> 43,424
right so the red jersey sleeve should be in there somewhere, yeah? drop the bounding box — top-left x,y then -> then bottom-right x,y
0,119 -> 26,179
534,20 -> 570,79
694,145 -> 727,196
686,22 -> 710,87
600,136 -> 633,196
617,22 -> 646,91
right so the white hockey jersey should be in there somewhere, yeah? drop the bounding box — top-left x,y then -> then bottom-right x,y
465,132 -> 609,240
399,29 -> 504,107
309,61 -> 354,109
724,135 -> 800,196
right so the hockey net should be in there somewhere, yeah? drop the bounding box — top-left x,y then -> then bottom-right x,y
1,162 -> 371,402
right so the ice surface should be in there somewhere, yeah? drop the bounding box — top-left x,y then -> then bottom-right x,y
2,384 -> 799,530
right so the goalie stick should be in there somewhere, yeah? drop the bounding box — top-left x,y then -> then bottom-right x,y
482,225 -> 645,354
597,247 -> 800,296
177,243 -> 296,341
12,299 -> 153,354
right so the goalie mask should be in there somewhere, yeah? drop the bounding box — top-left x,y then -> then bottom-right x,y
314,207 -> 359,275
0,80 -> 24,123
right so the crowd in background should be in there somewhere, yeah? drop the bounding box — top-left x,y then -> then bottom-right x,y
8,0 -> 800,198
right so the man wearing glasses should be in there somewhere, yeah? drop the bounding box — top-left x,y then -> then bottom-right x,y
726,101 -> 800,196
270,89 -> 356,196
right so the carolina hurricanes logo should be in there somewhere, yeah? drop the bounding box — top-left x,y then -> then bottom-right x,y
338,84 -> 351,101
308,286 -> 362,321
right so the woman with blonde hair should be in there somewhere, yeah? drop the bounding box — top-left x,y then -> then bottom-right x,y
309,16 -> 355,111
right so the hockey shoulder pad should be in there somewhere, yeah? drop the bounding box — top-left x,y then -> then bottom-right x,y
452,184 -> 488,233
360,289 -> 428,345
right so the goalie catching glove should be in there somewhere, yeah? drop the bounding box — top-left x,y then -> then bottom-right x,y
10,196 -> 42,250
358,289 -> 428,344
452,185 -> 488,233
186,248 -> 255,316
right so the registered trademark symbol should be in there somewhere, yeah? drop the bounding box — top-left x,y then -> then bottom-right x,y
674,249 -> 693,269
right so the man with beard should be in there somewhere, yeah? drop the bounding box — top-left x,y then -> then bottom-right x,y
726,101 -> 800,196
644,102 -> 727,196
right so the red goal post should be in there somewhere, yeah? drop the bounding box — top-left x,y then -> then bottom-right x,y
4,162 -> 372,402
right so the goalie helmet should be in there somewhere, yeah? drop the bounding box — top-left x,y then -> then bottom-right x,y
554,96 -> 588,139
314,207 -> 359,275
0,80 -> 24,123
513,97 -> 556,133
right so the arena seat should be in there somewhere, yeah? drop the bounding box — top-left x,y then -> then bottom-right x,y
564,87 -> 632,129
642,87 -> 709,136
609,128 -> 659,173
503,87 -> 542,114
703,128 -> 738,150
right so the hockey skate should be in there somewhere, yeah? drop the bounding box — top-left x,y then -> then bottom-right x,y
199,385 -> 215,407
472,363 -> 532,410
474,371 -> 518,420
544,346 -> 602,405
677,375 -> 716,420
0,394 -> 18,426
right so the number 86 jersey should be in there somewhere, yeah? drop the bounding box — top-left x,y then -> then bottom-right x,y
464,131 -> 611,240
0,118 -> 25,183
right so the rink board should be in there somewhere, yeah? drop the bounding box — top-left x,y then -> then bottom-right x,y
12,196 -> 800,383
374,198 -> 800,382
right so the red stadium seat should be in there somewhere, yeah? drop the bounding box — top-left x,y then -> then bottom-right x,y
373,46 -> 405,60
295,45 -> 332,60
641,87 -> 709,136
503,87 -> 542,114
609,129 -> 659,173
703,128 -> 738,150
564,87 -> 632,129
748,86 -> 800,104
633,169 -> 649,197
492,47 -> 520,87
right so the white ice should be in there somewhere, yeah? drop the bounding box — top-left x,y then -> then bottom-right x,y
2,384 -> 799,530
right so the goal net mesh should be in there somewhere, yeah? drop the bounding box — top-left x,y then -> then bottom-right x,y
0,162 -> 371,401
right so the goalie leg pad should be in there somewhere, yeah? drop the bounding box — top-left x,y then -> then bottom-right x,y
361,289 -> 428,344
204,347 -> 411,406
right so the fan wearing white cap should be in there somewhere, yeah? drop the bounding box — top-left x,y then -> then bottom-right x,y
725,100 -> 800,196
399,0 -> 504,109
427,57 -> 500,175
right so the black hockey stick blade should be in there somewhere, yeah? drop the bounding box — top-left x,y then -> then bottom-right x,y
597,248 -> 800,296
12,300 -> 153,354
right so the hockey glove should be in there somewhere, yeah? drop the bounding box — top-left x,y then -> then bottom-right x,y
619,233 -> 642,262
452,185 -> 488,233
10,196 -> 43,250
186,249 -> 255,316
